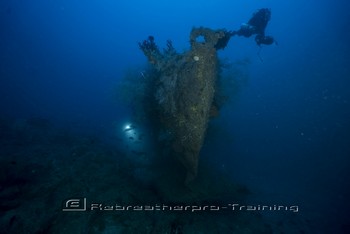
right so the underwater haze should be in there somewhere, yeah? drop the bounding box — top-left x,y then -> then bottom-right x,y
1,0 -> 350,233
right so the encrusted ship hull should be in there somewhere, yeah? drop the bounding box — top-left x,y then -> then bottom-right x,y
139,27 -> 229,183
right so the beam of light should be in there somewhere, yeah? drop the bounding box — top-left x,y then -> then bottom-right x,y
123,123 -> 132,131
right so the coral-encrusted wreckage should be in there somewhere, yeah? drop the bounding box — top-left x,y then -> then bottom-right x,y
138,9 -> 275,184
139,27 -> 232,184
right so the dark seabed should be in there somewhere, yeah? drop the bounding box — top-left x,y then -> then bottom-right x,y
1,0 -> 349,233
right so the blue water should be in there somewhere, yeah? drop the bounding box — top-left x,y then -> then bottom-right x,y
1,0 -> 349,233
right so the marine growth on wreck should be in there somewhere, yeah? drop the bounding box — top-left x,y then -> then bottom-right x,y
139,27 -> 233,184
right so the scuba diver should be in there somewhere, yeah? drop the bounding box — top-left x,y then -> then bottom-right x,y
214,8 -> 277,50
231,8 -> 277,46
